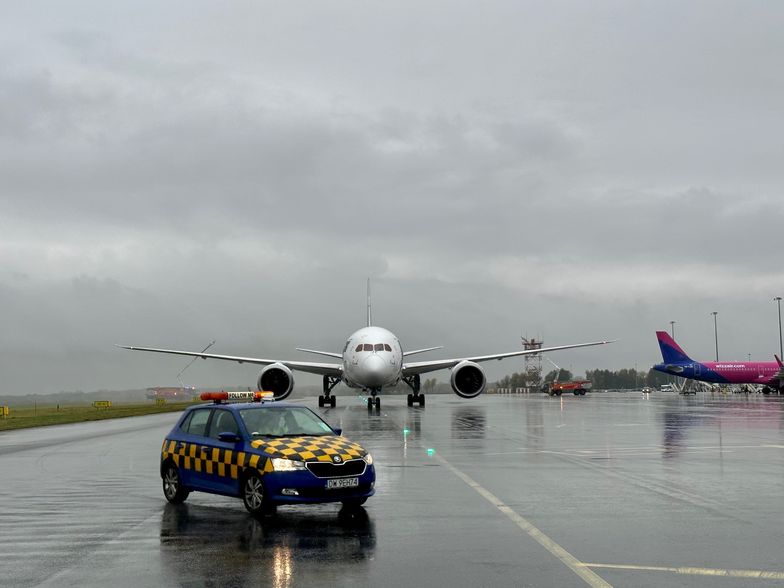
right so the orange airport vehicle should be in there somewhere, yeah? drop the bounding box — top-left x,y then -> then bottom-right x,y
546,380 -> 591,396
542,357 -> 591,396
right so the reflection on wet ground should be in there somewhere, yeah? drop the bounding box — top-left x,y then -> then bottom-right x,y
450,405 -> 486,439
159,503 -> 374,587
4,393 -> 784,587
660,394 -> 784,458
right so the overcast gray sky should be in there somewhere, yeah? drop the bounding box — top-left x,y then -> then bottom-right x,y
2,1 -> 783,395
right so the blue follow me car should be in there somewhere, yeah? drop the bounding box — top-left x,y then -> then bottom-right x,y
160,397 -> 375,515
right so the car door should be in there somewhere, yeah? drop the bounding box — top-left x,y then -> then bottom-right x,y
199,408 -> 245,495
176,407 -> 214,489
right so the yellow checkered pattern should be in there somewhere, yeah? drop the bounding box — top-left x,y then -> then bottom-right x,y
250,436 -> 366,463
161,439 -> 273,479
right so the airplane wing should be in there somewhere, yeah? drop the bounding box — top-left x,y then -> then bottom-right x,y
402,340 -> 615,376
116,345 -> 343,377
296,348 -> 343,359
403,346 -> 444,357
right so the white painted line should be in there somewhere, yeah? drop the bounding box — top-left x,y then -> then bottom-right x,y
585,562 -> 784,581
433,452 -> 613,588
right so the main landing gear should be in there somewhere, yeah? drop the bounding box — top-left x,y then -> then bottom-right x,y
318,375 -> 340,408
403,374 -> 425,407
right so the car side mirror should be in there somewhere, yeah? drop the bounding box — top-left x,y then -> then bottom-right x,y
218,432 -> 241,443
332,427 -> 343,436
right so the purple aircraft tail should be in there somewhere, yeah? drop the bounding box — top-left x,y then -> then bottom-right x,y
656,331 -> 693,364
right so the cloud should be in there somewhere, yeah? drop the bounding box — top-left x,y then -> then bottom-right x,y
1,2 -> 784,393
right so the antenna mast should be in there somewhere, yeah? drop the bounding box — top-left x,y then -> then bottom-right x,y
176,340 -> 216,388
366,278 -> 372,327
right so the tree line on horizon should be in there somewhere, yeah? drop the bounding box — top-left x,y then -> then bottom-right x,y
494,367 -> 671,390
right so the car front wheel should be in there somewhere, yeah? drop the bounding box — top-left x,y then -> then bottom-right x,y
162,463 -> 189,504
242,472 -> 276,516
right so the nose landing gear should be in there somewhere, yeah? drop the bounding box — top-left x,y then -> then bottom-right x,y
366,388 -> 381,411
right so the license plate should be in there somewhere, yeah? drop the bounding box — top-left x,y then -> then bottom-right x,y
326,477 -> 359,490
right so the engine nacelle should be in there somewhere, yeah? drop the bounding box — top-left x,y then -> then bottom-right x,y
450,360 -> 486,399
257,363 -> 294,401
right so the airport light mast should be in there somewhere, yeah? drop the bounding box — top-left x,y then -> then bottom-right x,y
774,297 -> 783,361
711,311 -> 719,362
669,321 -> 677,386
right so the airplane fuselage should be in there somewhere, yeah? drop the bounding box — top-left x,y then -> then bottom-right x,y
653,361 -> 780,386
341,326 -> 403,389
653,330 -> 782,389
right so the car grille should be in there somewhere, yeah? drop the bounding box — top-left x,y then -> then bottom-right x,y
306,459 -> 366,478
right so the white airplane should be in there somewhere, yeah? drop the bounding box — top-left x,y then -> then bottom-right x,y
119,285 -> 614,409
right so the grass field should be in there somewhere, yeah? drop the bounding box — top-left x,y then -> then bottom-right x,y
0,402 -> 193,431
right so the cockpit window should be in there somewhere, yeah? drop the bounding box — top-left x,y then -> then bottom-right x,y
374,343 -> 384,351
355,345 -> 363,352
363,343 -> 373,351
384,343 -> 392,352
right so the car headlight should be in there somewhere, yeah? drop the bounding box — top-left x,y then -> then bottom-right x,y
271,458 -> 306,472
363,453 -> 374,466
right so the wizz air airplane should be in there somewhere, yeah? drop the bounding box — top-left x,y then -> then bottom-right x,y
119,287 -> 613,409
653,331 -> 784,392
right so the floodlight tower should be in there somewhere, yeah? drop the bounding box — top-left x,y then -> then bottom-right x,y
521,336 -> 543,389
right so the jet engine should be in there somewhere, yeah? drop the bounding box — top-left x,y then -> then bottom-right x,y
450,360 -> 486,398
257,363 -> 294,400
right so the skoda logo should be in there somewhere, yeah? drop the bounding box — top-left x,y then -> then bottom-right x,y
332,455 -> 342,464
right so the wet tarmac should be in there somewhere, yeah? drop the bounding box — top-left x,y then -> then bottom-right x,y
2,391 -> 784,587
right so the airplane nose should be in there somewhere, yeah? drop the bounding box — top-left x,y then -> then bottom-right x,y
362,354 -> 389,386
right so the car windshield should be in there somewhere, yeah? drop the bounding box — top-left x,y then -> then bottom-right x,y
239,406 -> 335,438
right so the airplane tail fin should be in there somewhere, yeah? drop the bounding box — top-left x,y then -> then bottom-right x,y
656,331 -> 693,363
